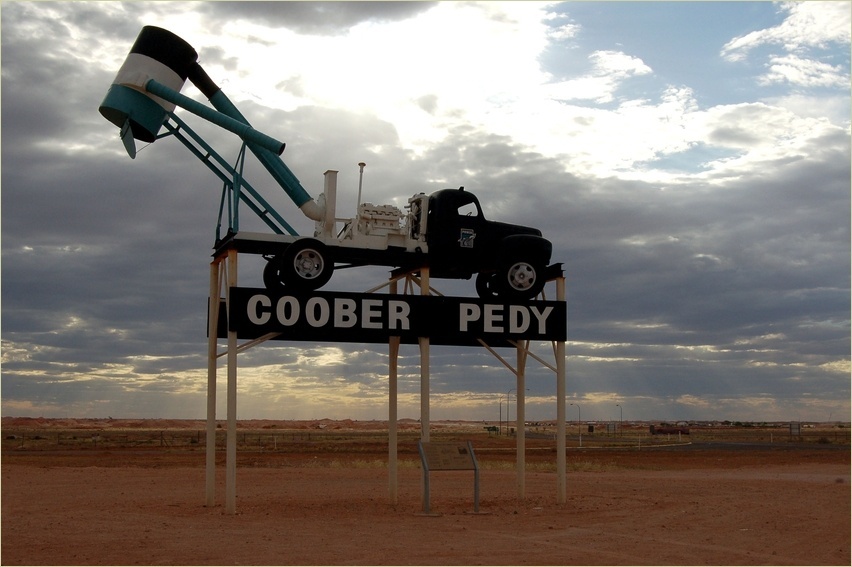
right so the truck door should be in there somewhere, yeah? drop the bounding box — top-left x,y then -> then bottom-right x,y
427,189 -> 484,275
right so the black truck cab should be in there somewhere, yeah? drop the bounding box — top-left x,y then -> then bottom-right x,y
425,188 -> 553,299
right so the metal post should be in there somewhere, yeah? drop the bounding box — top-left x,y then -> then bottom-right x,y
469,441 -> 480,514
419,268 -> 430,443
322,170 -> 338,238
507,388 -> 515,436
474,466 -> 480,513
517,343 -> 527,499
617,403 -> 623,436
418,442 -> 431,514
356,162 -> 366,212
556,276 -> 567,504
570,402 -> 582,449
205,259 -> 220,507
388,278 -> 399,505
417,269 -> 431,513
225,248 -> 238,514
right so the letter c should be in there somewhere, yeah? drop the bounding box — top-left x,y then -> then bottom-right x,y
247,295 -> 272,325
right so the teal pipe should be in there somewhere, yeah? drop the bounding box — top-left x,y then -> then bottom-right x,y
145,79 -> 286,156
206,90 -> 314,209
163,114 -> 299,236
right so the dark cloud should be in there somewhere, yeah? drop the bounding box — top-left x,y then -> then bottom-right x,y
199,2 -> 437,36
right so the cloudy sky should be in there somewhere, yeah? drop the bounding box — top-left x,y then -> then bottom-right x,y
2,1 -> 849,423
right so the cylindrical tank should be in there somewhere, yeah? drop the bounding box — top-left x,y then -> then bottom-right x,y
99,26 -> 198,142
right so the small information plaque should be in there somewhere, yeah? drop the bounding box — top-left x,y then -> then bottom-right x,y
420,442 -> 476,471
418,441 -> 481,514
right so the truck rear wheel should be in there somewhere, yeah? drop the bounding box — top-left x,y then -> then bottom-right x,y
263,239 -> 334,292
475,272 -> 500,299
499,259 -> 545,300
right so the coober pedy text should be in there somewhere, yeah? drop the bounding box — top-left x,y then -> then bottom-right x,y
225,288 -> 566,346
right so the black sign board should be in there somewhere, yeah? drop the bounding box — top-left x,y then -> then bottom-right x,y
218,288 -> 566,346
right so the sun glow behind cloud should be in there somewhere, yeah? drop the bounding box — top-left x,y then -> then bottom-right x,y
105,1 -> 849,188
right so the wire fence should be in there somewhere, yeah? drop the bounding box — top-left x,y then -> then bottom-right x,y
3,423 -> 849,452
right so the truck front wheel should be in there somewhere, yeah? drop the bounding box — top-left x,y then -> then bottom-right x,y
499,259 -> 545,300
263,240 -> 334,292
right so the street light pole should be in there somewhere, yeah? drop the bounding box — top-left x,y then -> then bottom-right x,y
570,402 -> 582,447
569,402 -> 581,435
499,395 -> 505,436
506,388 -> 530,436
616,403 -> 623,436
507,388 -> 516,436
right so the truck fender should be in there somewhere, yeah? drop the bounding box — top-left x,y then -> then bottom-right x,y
499,234 -> 552,264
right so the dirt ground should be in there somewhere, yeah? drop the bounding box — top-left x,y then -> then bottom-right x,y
2,419 -> 849,566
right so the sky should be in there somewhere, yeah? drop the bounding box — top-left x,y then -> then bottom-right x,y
2,1 -> 850,423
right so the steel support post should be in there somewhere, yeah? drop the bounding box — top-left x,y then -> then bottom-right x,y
205,259 -> 220,507
517,342 -> 528,499
556,276 -> 567,504
388,278 -> 400,505
419,268 -> 430,443
417,269 -> 431,509
225,248 -> 238,514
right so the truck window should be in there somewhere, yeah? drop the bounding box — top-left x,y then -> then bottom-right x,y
458,202 -> 478,217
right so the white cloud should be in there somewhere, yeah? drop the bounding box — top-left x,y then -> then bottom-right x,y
721,1 -> 851,62
544,5 -> 580,41
676,102 -> 849,182
546,21 -> 580,42
759,53 -> 850,87
182,2 -> 553,154
591,50 -> 653,77
545,50 -> 653,103
763,93 -> 850,125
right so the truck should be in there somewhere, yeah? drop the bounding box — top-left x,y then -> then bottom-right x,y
99,26 -> 557,300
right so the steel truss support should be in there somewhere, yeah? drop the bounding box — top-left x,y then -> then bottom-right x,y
376,268 -> 432,503
377,268 -> 568,505
206,249 -> 239,513
205,253 -> 567,513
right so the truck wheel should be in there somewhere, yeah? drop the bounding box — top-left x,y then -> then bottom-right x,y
263,240 -> 334,292
475,272 -> 500,299
263,255 -> 287,292
499,259 -> 545,300
284,240 -> 334,290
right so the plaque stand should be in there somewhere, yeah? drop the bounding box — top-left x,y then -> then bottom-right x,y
418,440 -> 482,515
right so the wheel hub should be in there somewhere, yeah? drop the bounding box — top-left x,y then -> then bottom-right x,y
294,250 -> 323,279
507,262 -> 535,290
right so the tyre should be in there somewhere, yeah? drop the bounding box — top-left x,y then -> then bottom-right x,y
475,271 -> 500,299
263,255 -> 287,292
263,240 -> 334,292
498,258 -> 545,300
